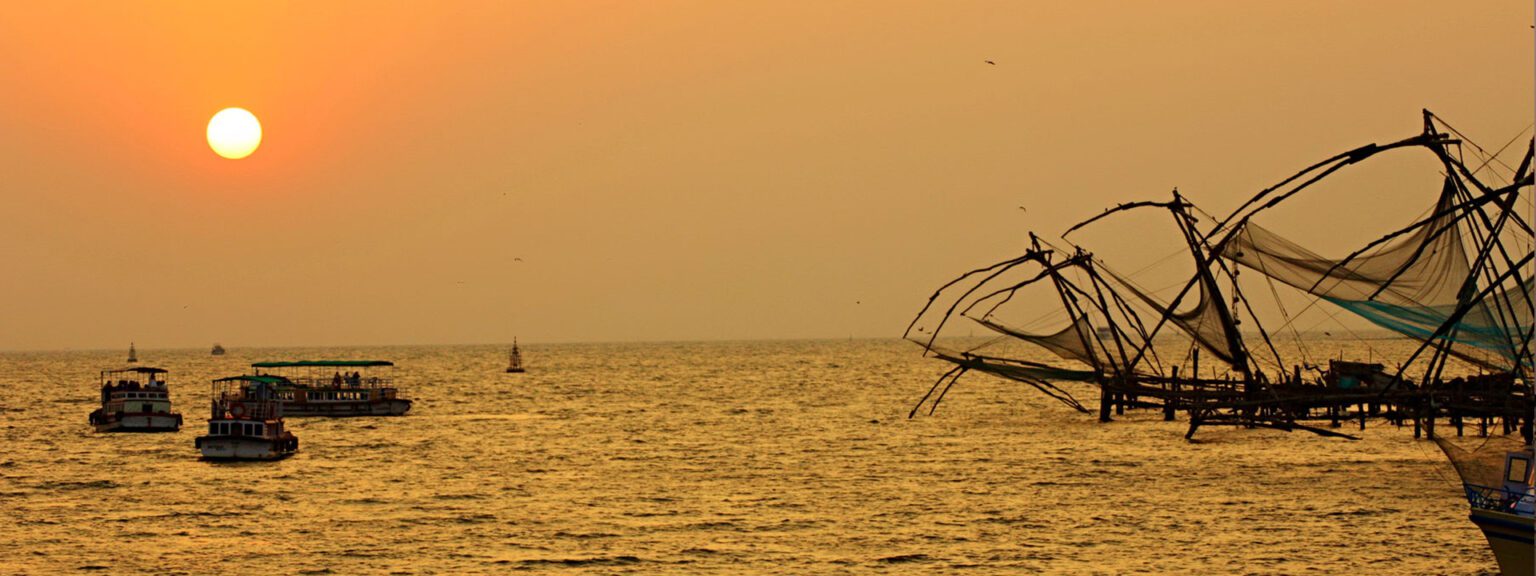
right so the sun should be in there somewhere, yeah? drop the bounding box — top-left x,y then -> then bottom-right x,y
207,108 -> 262,160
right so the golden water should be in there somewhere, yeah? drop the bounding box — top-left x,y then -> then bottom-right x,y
0,340 -> 1499,574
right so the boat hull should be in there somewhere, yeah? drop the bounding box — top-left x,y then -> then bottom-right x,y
1470,508 -> 1534,576
195,435 -> 298,461
281,398 -> 411,417
90,411 -> 181,433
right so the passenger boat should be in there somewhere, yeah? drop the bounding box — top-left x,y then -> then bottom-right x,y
506,338 -> 526,373
88,367 -> 182,432
211,343 -> 226,356
250,360 -> 411,416
126,342 -> 137,363
194,375 -> 298,461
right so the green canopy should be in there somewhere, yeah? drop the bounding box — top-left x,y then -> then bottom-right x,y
251,360 -> 394,368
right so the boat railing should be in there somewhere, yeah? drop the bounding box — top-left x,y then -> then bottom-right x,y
1465,483 -> 1536,515
279,376 -> 394,389
213,394 -> 282,421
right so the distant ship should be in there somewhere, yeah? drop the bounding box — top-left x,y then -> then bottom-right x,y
211,343 -> 226,356
127,342 -> 138,363
506,338 -> 526,374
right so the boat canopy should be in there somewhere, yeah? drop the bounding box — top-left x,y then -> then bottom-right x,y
102,367 -> 168,375
251,360 -> 395,368
213,375 -> 292,385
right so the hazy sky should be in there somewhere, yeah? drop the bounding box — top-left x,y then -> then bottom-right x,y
0,2 -> 1531,351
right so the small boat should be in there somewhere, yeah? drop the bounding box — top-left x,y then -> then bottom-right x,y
127,342 -> 138,363
250,360 -> 411,416
194,375 -> 299,461
506,338 -> 526,374
88,367 -> 182,432
1453,441 -> 1535,576
211,343 -> 226,356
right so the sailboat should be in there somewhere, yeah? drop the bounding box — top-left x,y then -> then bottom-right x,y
506,338 -> 526,374
127,342 -> 138,363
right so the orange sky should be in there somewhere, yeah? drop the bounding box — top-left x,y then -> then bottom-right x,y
0,2 -> 1531,350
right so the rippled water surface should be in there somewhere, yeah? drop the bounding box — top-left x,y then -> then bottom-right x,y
0,340 -> 1502,574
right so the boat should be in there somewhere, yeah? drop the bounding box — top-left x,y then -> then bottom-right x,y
194,375 -> 299,461
506,338 -> 526,373
88,367 -> 182,432
126,342 -> 137,363
211,343 -> 226,356
1440,435 -> 1535,576
249,360 -> 411,416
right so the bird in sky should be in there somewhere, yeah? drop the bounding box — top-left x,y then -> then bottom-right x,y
985,60 -> 995,65
514,257 -> 523,262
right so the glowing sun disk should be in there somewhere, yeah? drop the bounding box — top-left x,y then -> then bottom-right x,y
207,108 -> 262,159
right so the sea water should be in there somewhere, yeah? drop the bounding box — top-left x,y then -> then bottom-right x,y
0,340 -> 1500,574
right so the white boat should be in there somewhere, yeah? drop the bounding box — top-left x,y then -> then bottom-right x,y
88,367 -> 182,432
1461,444 -> 1535,576
506,338 -> 526,374
1438,430 -> 1535,576
250,360 -> 411,416
194,375 -> 298,461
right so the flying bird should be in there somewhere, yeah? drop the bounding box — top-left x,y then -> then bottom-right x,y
514,257 -> 524,262
985,60 -> 995,65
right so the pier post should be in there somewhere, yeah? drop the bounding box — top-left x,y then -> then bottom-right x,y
1099,384 -> 1113,423
1164,368 -> 1178,421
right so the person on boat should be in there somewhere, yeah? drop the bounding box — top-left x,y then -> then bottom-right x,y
332,372 -> 343,386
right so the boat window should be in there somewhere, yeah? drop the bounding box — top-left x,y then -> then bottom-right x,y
209,422 -> 217,434
217,422 -> 228,435
1509,457 -> 1531,484
255,424 -> 265,436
